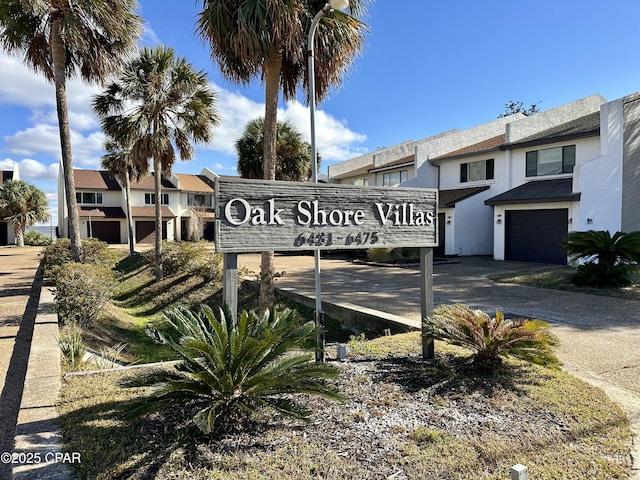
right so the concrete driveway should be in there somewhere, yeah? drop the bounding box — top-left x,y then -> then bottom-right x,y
239,253 -> 640,475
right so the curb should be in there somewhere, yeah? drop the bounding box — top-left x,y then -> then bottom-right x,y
12,286 -> 73,480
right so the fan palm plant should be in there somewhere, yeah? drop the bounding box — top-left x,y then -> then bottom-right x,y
120,306 -> 342,434
423,304 -> 560,371
93,46 -> 220,280
562,230 -> 640,287
236,117 -> 318,181
0,0 -> 142,261
0,180 -> 50,246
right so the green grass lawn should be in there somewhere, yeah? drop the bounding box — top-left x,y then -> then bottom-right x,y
489,266 -> 640,301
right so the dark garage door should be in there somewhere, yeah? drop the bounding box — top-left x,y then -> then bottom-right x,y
91,221 -> 121,244
506,209 -> 568,264
135,221 -> 167,244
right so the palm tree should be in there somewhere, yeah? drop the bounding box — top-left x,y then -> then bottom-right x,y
236,117 -> 318,181
92,46 -> 220,281
121,306 -> 342,434
562,230 -> 640,287
0,0 -> 142,262
196,0 -> 369,311
100,139 -> 147,258
423,304 -> 560,371
0,180 -> 50,247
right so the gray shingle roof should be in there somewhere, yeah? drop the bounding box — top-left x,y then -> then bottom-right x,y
506,112 -> 600,148
439,186 -> 490,208
484,178 -> 580,205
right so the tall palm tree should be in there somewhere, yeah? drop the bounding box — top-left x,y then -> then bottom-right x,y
100,139 -> 147,258
0,180 -> 50,247
0,0 -> 142,262
196,0 -> 369,311
92,46 -> 220,281
236,117 -> 318,181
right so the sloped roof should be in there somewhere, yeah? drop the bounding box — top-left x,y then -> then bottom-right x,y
175,174 -> 215,192
506,112 -> 600,149
439,186 -> 490,208
74,170 -> 121,190
130,173 -> 177,190
368,155 -> 415,173
432,135 -> 505,162
130,206 -> 176,218
484,178 -> 580,205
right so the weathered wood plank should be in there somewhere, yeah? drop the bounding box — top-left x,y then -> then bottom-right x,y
215,178 -> 438,253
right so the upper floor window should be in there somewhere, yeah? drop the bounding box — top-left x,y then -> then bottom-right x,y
145,193 -> 169,205
460,159 -> 494,183
351,178 -> 369,186
76,192 -> 103,204
188,193 -> 213,207
383,170 -> 408,186
526,145 -> 575,177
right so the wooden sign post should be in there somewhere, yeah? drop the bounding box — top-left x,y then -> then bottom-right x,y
214,178 -> 438,359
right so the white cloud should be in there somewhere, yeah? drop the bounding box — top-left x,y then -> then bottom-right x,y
4,124 -> 104,168
206,83 -> 367,163
1,50 -> 368,181
0,158 -> 16,170
1,157 -> 58,184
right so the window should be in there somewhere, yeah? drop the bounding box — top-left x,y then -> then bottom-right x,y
526,145 -> 575,177
382,170 -> 408,186
351,178 -> 369,186
188,193 -> 213,207
75,192 -> 103,204
460,159 -> 494,183
145,193 -> 169,205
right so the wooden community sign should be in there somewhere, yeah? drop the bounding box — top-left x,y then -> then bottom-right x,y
214,177 -> 438,360
214,178 -> 438,253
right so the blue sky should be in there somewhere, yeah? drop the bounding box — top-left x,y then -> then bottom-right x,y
3,0 -> 640,224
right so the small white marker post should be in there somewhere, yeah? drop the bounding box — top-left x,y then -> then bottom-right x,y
510,464 -> 529,480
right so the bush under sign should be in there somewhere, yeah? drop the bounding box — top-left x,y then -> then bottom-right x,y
214,178 -> 438,253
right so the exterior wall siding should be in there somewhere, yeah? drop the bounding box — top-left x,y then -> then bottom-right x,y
623,96 -> 640,231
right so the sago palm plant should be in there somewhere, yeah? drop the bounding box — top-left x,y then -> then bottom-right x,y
120,306 -> 342,434
423,304 -> 560,371
562,230 -> 640,287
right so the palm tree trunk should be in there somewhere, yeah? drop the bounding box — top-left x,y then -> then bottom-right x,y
124,169 -> 135,258
258,52 -> 282,313
51,15 -> 83,262
15,225 -> 25,247
154,157 -> 162,281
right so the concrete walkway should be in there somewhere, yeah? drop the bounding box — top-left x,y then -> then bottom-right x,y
0,246 -> 71,480
239,253 -> 640,477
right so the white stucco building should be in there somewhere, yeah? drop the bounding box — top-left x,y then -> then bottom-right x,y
0,163 -> 20,245
329,92 -> 640,264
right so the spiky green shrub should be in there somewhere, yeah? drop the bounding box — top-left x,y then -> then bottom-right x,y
142,242 -> 222,280
57,322 -> 87,372
53,263 -> 117,328
562,230 -> 640,287
120,306 -> 343,435
423,304 -> 560,371
42,237 -> 113,278
24,229 -> 52,246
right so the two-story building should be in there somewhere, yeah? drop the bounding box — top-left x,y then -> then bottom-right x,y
329,92 -> 640,264
57,166 -> 219,245
0,163 -> 20,245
